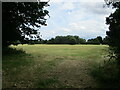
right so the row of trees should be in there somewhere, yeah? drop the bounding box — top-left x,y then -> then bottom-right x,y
12,35 -> 109,45
46,35 -> 86,44
46,35 -> 108,45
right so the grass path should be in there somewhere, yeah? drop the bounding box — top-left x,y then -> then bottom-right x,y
3,45 -> 107,88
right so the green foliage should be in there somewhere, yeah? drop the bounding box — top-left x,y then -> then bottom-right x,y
87,38 -> 100,45
97,36 -> 103,44
2,2 -> 49,46
48,35 -> 78,44
47,38 -> 55,44
74,36 -> 80,44
103,36 -> 109,45
105,1 -> 120,66
66,35 -> 77,45
42,35 -> 87,45
79,38 -> 86,44
91,60 -> 120,88
27,35 -> 105,45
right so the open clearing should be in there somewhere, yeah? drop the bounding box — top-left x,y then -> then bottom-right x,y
3,45 -> 108,88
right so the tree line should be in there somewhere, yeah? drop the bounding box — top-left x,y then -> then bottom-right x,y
12,35 -> 109,45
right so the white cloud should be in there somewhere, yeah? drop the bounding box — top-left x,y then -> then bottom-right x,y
62,28 -> 71,32
80,26 -> 86,30
40,1 -> 114,40
51,31 -> 56,34
61,2 -> 75,10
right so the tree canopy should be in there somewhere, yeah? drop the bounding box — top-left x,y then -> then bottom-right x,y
2,2 -> 49,47
47,35 -> 86,45
105,1 -> 120,64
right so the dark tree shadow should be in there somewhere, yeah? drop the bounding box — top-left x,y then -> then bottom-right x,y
2,47 -> 26,56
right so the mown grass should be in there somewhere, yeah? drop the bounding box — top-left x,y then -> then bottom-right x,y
3,44 -> 113,88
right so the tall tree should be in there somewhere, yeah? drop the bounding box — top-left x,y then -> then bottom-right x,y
105,0 -> 120,83
103,36 -> 109,45
2,2 -> 49,47
105,1 -> 120,65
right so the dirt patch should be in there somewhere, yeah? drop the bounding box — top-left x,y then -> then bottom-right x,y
52,60 -> 98,88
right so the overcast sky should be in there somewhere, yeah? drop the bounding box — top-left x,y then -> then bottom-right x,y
39,0 -> 114,40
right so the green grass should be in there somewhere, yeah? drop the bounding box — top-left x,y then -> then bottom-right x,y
3,44 -> 109,88
91,59 -> 120,88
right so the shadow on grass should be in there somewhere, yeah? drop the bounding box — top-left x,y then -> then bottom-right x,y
2,46 -> 33,70
3,47 -> 26,56
2,47 -> 35,88
91,60 -> 120,88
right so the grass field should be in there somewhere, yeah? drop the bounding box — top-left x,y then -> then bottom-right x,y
3,44 -> 109,88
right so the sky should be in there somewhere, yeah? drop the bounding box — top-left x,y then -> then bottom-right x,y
38,0 -> 114,40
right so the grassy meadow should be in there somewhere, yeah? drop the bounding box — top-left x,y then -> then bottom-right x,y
3,44 -> 111,88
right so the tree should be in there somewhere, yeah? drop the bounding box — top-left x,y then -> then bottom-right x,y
97,36 -> 103,44
47,38 -> 55,44
74,36 -> 80,44
105,0 -> 120,83
54,36 -> 63,44
66,35 -> 77,45
87,38 -> 100,45
79,38 -> 86,44
47,35 -> 78,45
2,2 -> 49,47
105,1 -> 120,65
103,36 -> 109,45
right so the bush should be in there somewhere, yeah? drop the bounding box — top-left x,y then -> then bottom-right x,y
91,60 -> 120,88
